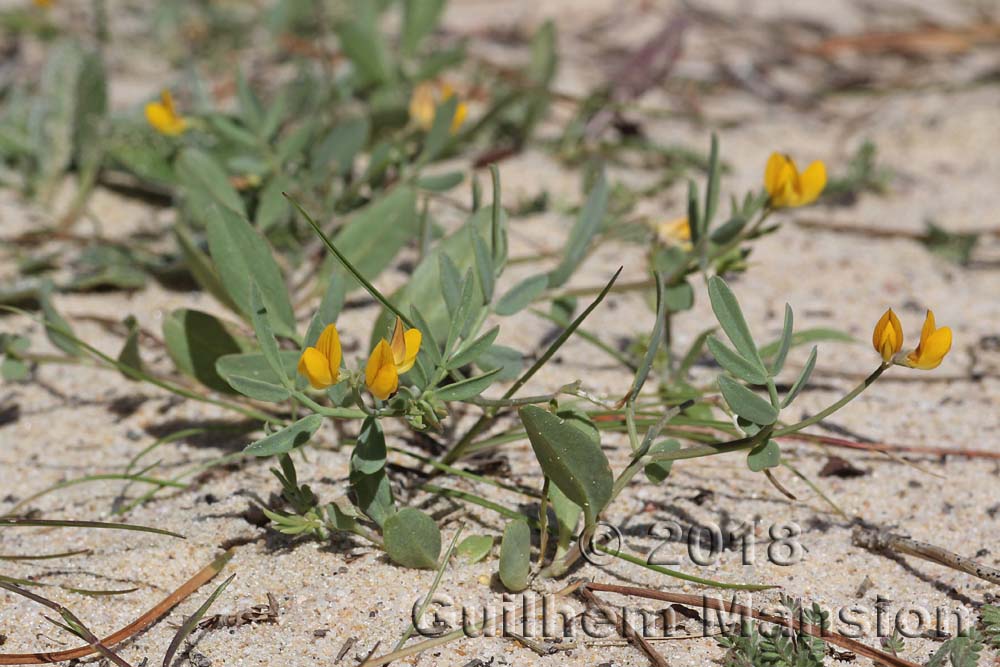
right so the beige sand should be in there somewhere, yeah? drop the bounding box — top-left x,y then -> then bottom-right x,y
2,1 -> 1000,665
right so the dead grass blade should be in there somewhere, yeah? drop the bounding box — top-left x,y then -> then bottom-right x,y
0,549 -> 233,665
0,582 -> 132,667
577,585 -> 669,667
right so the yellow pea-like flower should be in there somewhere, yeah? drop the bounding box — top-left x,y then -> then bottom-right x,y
389,317 -> 422,374
297,324 -> 342,389
409,82 -> 467,134
764,153 -> 826,208
871,308 -> 903,363
33,0 -> 53,8
144,90 -> 187,136
655,216 -> 692,249
365,339 -> 399,401
904,310 -> 952,370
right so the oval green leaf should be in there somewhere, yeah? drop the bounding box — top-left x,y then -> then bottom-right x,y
499,519 -> 531,592
245,414 -> 323,457
384,508 -> 442,570
518,405 -> 613,527
718,376 -> 778,425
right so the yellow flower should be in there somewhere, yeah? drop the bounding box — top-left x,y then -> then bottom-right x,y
655,216 -> 692,249
872,308 -> 903,363
144,90 -> 187,136
366,339 -> 399,401
390,317 -> 422,374
409,82 -> 467,134
904,310 -> 952,370
764,153 -> 826,208
33,0 -> 53,7
297,324 -> 342,389
366,318 -> 422,400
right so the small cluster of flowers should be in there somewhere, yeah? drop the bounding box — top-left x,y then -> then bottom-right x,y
297,317 -> 422,401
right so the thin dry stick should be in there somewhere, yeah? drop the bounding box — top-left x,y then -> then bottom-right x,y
780,432 -> 1000,460
584,582 -> 920,667
577,585 -> 669,667
852,526 -> 1000,586
0,549 -> 233,665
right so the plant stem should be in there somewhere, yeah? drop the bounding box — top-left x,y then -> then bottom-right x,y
772,363 -> 887,436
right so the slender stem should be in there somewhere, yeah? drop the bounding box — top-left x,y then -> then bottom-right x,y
441,267 -> 622,464
286,195 -> 415,329
292,390 -> 368,419
392,524 -> 464,652
773,364 -> 887,436
536,478 -> 550,569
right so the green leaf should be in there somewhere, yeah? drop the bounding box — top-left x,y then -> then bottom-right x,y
456,535 -> 493,564
644,439 -> 680,484
707,276 -> 765,372
349,416 -> 395,527
351,468 -> 395,528
547,170 -> 608,288
771,304 -> 794,375
706,336 -> 767,385
334,2 -> 393,86
245,414 -> 323,457
255,174 -> 291,232
116,316 -> 143,379
175,148 -> 246,218
703,133 -> 720,234
495,274 -> 548,316
498,519 -> 531,592
164,309 -> 245,393
419,95 -> 458,163
476,345 -> 523,382
447,326 -> 499,370
303,273 -> 345,350
686,180 -> 701,243
718,376 -> 778,425
32,43 -> 106,201
372,206 -> 500,346
1,357 -> 29,381
351,416 -> 387,475
248,282 -> 288,387
710,216 -> 747,244
173,226 -> 240,314
434,367 -> 501,401
416,171 -> 464,192
205,205 -> 296,337
747,439 -> 781,472
401,0 -> 447,55
519,405 -> 613,527
472,231 -> 495,302
217,349 -> 300,387
384,508 -> 442,569
225,374 -> 290,403
921,221 -> 978,266
781,346 -> 817,408
548,483 -> 580,557
438,253 -> 463,316
39,286 -> 79,357
312,116 -> 370,174
326,187 -> 419,297
758,327 -> 855,359
236,69 -> 264,130
630,276 -> 667,402
663,282 -> 694,312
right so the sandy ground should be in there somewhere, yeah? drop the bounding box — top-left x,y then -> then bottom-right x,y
2,0 -> 1000,665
